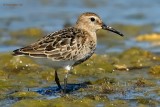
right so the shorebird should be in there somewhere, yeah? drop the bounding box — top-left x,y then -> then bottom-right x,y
13,12 -> 124,93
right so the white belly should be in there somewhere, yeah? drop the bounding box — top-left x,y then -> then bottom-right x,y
34,57 -> 75,69
51,60 -> 75,69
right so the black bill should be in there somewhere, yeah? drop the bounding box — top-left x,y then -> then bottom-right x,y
102,24 -> 124,37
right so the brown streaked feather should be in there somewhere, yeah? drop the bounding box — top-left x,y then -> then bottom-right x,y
13,27 -> 89,60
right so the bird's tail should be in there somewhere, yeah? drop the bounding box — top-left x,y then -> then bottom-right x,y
12,49 -> 28,56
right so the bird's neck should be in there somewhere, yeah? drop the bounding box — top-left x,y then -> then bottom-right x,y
74,24 -> 97,43
88,31 -> 97,42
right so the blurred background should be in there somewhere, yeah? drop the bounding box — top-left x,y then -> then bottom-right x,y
0,0 -> 160,107
0,0 -> 160,54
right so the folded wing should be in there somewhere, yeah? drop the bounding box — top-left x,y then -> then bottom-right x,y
13,27 -> 87,61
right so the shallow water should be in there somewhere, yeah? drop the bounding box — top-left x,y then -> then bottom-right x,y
0,0 -> 160,107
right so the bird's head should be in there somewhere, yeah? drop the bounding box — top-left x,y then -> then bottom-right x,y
76,12 -> 124,36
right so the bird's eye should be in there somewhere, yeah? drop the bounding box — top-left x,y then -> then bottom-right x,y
90,17 -> 95,22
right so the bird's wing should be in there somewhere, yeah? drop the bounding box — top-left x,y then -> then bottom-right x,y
13,27 -> 87,61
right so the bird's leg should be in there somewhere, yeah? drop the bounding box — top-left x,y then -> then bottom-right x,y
55,69 -> 62,90
64,72 -> 68,93
63,66 -> 71,93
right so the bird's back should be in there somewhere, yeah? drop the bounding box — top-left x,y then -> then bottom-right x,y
13,27 -> 96,66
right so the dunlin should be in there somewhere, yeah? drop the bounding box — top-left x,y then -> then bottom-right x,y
13,12 -> 124,93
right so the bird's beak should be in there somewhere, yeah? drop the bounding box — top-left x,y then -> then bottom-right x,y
102,23 -> 124,37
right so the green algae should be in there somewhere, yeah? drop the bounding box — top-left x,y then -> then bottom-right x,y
153,88 -> 160,96
149,65 -> 160,76
12,95 -> 128,107
2,28 -> 45,46
91,77 -> 116,85
0,48 -> 159,106
0,79 -> 14,94
134,78 -> 156,87
10,91 -> 42,99
12,96 -> 130,107
84,94 -> 109,101
72,54 -> 114,77
12,97 -> 98,107
0,53 -> 39,70
99,83 -> 119,94
12,99 -> 52,107
87,77 -> 119,94
113,47 -> 158,70
105,100 -> 129,107
136,97 -> 159,106
10,28 -> 44,38
39,68 -> 55,83
136,33 -> 160,42
76,77 -> 124,95
0,70 -> 8,79
0,53 -> 55,94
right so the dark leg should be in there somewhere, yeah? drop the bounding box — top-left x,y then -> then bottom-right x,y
64,73 -> 68,93
55,70 -> 62,89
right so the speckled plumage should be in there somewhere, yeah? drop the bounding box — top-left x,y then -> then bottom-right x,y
13,12 -> 123,92
13,27 -> 96,68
